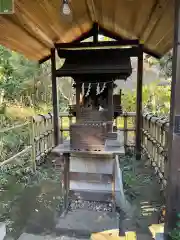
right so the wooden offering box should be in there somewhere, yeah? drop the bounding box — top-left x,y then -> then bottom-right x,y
79,109 -> 110,122
70,121 -> 113,151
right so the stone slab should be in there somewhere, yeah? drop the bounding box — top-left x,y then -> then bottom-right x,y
70,155 -> 113,174
155,233 -> 164,240
52,141 -> 125,156
56,209 -> 118,237
69,190 -> 112,202
70,180 -> 112,192
0,222 -> 6,240
18,233 -> 88,240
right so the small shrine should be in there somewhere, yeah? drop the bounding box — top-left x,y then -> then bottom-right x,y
57,47 -> 132,152
70,80 -> 123,151
52,47 -> 132,213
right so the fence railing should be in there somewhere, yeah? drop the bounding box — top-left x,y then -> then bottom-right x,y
0,121 -> 33,168
141,113 -> 169,187
0,111 -> 170,188
59,112 -> 136,147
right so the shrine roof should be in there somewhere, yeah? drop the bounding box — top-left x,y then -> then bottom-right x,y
56,48 -> 132,78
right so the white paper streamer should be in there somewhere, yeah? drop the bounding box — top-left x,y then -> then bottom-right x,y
85,83 -> 91,97
96,82 -> 106,95
82,83 -> 85,96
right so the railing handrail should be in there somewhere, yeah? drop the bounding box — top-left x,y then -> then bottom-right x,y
0,110 -> 169,189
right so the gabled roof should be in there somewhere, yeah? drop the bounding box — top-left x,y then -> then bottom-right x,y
0,0 -> 173,61
56,48 -> 132,78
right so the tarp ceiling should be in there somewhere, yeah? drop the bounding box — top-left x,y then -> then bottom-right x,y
0,0 -> 174,61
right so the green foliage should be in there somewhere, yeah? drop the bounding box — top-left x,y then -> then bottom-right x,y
169,213 -> 180,240
0,124 -> 30,162
122,82 -> 171,117
0,46 -> 39,101
169,229 -> 180,240
146,50 -> 172,79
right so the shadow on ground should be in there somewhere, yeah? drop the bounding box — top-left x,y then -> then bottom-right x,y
0,154 -> 163,239
0,161 -> 64,240
120,154 -> 164,237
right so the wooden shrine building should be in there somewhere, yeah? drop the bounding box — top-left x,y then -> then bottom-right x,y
0,0 -> 179,238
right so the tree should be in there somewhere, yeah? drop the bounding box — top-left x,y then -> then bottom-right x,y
146,50 -> 172,79
121,82 -> 171,117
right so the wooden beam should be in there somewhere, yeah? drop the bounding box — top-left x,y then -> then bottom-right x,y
165,0 -> 180,236
39,54 -> 51,64
98,26 -> 139,43
93,22 -> 98,43
51,48 -> 60,146
73,27 -> 94,43
108,82 -> 114,120
98,26 -> 161,59
140,0 -> 169,43
55,40 -> 139,49
135,45 -> 143,160
86,0 -> 97,22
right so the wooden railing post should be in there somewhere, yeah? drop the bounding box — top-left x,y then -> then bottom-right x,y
30,117 -> 36,172
51,48 -> 60,146
141,113 -> 168,188
124,112 -> 128,148
135,45 -> 143,160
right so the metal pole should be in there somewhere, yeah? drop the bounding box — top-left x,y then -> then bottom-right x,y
51,48 -> 60,146
135,45 -> 143,160
165,0 -> 180,237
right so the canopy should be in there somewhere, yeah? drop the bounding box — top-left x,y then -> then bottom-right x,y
0,0 -> 173,61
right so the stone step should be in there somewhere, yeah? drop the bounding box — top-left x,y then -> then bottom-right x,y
70,155 -> 113,174
16,231 -> 153,240
70,172 -> 112,184
17,233 -> 88,240
105,139 -> 122,147
70,180 -> 112,192
69,190 -> 112,202
55,209 -> 118,237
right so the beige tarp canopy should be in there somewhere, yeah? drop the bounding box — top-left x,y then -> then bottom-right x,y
0,0 -> 173,61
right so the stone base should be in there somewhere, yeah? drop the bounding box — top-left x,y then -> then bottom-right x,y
55,209 -> 118,238
0,223 -> 6,240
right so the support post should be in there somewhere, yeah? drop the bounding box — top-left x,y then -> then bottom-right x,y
108,82 -> 114,120
135,45 -> 143,160
51,48 -> 60,146
76,82 -> 81,120
93,22 -> 98,43
165,0 -> 180,237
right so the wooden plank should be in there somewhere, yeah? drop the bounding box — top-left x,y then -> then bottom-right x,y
52,142 -> 125,155
51,49 -> 60,146
149,224 -> 164,239
91,230 -> 137,240
135,45 -> 143,160
165,0 -> 180,234
0,0 -> 175,60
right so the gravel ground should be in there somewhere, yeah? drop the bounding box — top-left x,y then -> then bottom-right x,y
68,200 -> 113,212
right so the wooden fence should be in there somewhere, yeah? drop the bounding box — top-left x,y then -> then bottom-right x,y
0,121 -> 32,168
142,113 -> 169,187
0,112 -> 169,187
